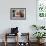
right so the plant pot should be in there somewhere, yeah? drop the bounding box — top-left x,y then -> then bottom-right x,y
37,39 -> 44,44
37,39 -> 40,43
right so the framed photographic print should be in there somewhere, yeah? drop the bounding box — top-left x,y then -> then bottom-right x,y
10,8 -> 26,20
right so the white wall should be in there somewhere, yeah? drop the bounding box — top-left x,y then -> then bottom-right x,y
0,0 -> 36,42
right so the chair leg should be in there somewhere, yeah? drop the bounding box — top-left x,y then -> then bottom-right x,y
4,33 -> 7,46
4,41 -> 7,46
17,34 -> 18,46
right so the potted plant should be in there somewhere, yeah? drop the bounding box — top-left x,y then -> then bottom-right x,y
33,32 -> 46,43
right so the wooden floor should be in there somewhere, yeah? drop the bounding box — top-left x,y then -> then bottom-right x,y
0,42 -> 46,46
